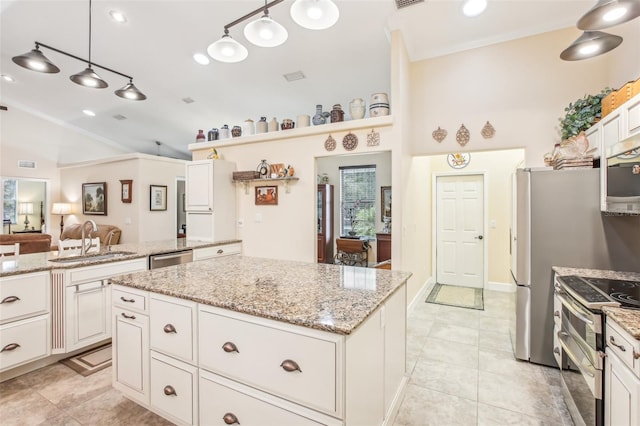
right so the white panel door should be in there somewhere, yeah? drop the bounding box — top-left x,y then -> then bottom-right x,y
436,174 -> 484,288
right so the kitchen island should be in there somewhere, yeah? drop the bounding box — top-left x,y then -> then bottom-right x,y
110,255 -> 412,426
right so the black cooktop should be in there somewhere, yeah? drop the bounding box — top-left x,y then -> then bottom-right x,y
559,275 -> 640,310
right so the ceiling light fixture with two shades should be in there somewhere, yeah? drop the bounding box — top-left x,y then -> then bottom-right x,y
11,0 -> 146,100
561,0 -> 640,61
207,0 -> 339,63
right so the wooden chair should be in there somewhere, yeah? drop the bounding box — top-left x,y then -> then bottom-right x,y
334,238 -> 370,266
58,238 -> 100,254
0,243 -> 20,257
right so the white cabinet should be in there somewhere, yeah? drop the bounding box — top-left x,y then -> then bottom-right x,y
623,95 -> 640,138
192,242 -> 241,261
185,159 -> 236,242
113,304 -> 149,405
66,280 -> 110,351
150,350 -> 198,426
150,294 -> 197,364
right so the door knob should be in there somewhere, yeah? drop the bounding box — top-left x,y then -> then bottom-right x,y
475,235 -> 483,240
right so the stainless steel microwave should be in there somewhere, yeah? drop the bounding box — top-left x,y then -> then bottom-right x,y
604,135 -> 640,214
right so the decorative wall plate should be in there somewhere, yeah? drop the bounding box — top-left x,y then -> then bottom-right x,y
343,132 -> 358,151
367,129 -> 380,146
447,153 -> 471,169
432,126 -> 447,143
481,121 -> 496,139
456,124 -> 470,146
324,135 -> 336,151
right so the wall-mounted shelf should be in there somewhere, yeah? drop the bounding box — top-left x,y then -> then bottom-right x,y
233,177 -> 300,194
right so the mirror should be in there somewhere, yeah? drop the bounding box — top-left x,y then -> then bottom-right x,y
2,177 -> 48,234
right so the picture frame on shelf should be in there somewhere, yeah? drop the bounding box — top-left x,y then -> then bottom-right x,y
120,180 -> 132,203
255,185 -> 278,205
150,185 -> 167,211
381,186 -> 391,220
82,182 -> 107,215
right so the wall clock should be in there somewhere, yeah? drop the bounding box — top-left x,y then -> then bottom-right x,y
447,153 -> 470,169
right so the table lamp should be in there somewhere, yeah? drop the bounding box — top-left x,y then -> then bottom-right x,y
18,202 -> 34,230
51,203 -> 71,236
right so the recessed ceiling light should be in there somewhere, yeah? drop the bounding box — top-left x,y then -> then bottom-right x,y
109,10 -> 127,23
82,109 -> 96,117
462,0 -> 487,17
193,53 -> 210,65
1,74 -> 15,82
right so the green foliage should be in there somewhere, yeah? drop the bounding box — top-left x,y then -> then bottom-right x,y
354,206 -> 376,238
559,87 -> 612,141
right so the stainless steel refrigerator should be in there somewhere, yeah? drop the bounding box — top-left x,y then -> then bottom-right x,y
510,167 -> 640,367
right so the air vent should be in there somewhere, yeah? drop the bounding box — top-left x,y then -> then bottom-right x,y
182,97 -> 196,104
395,0 -> 424,9
113,114 -> 127,120
283,71 -> 306,82
18,160 -> 36,169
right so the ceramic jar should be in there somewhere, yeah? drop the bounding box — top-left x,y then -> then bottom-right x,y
349,98 -> 366,120
313,105 -> 329,125
330,104 -> 344,123
196,129 -> 206,142
242,119 -> 255,136
231,125 -> 242,137
219,124 -> 230,139
256,117 -> 268,134
370,92 -> 390,117
281,118 -> 295,130
297,114 -> 310,128
207,128 -> 219,141
268,117 -> 279,132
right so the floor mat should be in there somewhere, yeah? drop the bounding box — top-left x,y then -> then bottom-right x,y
60,344 -> 112,376
426,283 -> 484,310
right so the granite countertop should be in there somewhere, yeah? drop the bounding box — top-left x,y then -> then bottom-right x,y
553,266 -> 640,340
110,255 -> 412,336
0,239 -> 241,277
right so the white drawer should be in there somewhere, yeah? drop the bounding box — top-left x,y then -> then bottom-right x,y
193,243 -> 241,261
606,320 -> 640,378
150,295 -> 197,364
67,258 -> 146,284
150,351 -> 197,426
199,308 -> 339,415
0,314 -> 49,371
199,370 -> 336,426
112,285 -> 148,314
0,271 -> 49,324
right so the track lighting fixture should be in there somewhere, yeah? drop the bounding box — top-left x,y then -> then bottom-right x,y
560,30 -> 623,61
11,0 -> 146,100
577,0 -> 640,30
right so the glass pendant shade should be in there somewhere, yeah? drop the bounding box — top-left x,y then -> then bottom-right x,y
577,0 -> 640,30
70,67 -> 109,88
560,30 -> 623,60
244,15 -> 288,47
207,34 -> 249,63
12,48 -> 60,73
115,81 -> 147,101
290,0 -> 339,30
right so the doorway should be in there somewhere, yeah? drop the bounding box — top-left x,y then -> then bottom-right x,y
2,177 -> 48,234
434,173 -> 486,288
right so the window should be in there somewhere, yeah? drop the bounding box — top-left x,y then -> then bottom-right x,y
340,165 -> 376,238
2,179 -> 17,224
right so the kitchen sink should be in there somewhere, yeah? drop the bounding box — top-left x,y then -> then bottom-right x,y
48,251 -> 137,263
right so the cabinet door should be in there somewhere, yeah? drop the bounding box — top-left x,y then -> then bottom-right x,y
66,281 -> 110,352
186,161 -> 213,211
601,110 -> 623,149
113,307 -> 149,405
605,348 -> 640,426
624,95 -> 640,138
150,351 -> 198,426
150,295 -> 197,364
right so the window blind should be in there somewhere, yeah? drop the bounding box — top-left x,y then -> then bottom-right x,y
339,165 -> 376,237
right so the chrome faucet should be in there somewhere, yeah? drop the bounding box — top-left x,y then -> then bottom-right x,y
80,220 -> 98,255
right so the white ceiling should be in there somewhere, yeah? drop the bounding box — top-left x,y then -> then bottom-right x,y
0,0 -> 596,159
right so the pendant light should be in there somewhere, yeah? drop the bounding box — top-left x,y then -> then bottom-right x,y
11,46 -> 60,73
290,0 -> 339,30
207,30 -> 249,63
115,79 -> 147,101
577,0 -> 640,30
560,30 -> 623,61
244,2 -> 288,47
70,0 -> 107,88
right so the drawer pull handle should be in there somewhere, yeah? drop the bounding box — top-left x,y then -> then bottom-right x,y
1,296 -> 21,304
634,349 -> 640,360
222,413 -> 240,425
609,336 -> 626,352
121,313 -> 136,320
280,359 -> 302,373
163,324 -> 177,334
120,296 -> 135,303
1,343 -> 21,352
163,385 -> 177,396
217,249 -> 224,254
222,342 -> 239,353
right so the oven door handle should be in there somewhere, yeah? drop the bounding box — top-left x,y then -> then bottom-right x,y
555,293 -> 596,328
558,331 -> 602,399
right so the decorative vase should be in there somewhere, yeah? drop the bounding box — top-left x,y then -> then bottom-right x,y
196,129 -> 206,142
312,105 -> 329,125
268,117 -> 279,132
349,98 -> 366,120
297,114 -> 310,127
231,125 -> 242,138
256,117 -> 268,134
242,119 -> 255,136
281,118 -> 295,130
330,104 -> 344,123
207,128 -> 219,141
219,124 -> 230,139
369,92 -> 390,117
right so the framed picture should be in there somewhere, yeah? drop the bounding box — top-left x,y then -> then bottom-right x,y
82,182 -> 107,215
120,180 -> 132,203
150,185 -> 167,211
381,186 -> 391,220
255,185 -> 278,205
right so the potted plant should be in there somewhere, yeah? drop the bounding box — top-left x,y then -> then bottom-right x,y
559,87 -> 611,141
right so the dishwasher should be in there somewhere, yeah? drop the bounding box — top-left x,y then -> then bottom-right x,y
148,249 -> 193,269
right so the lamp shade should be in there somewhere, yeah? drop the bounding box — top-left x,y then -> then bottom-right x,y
290,0 -> 339,30
18,203 -> 34,215
207,34 -> 249,63
115,81 -> 147,101
12,47 -> 60,73
70,67 -> 109,88
244,15 -> 289,47
52,203 -> 72,215
577,0 -> 640,30
560,30 -> 623,60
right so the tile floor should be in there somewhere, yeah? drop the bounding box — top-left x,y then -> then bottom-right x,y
0,289 -> 573,426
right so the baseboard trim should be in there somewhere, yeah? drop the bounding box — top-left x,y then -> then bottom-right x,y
486,281 -> 515,292
407,276 -> 434,316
